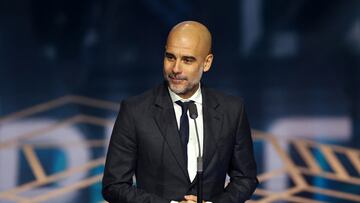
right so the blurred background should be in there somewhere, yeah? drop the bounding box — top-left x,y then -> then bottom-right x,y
0,0 -> 359,202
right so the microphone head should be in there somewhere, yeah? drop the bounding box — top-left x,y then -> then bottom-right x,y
188,102 -> 198,119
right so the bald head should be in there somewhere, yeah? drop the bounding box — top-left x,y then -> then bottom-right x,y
166,21 -> 212,57
163,21 -> 214,98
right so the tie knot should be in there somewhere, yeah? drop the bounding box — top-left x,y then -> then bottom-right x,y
175,100 -> 193,112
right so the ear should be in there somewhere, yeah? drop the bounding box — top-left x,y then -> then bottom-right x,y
203,54 -> 213,72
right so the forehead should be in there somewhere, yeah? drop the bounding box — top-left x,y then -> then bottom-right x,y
165,32 -> 203,56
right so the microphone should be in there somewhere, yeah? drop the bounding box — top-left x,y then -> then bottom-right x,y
188,102 -> 198,119
188,103 -> 200,157
188,102 -> 203,203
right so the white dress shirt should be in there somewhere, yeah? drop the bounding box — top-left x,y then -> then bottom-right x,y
169,85 -> 212,203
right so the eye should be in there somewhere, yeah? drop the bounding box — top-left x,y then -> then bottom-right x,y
183,58 -> 191,64
182,57 -> 195,64
165,53 -> 175,61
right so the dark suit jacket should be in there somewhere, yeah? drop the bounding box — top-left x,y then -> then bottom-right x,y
102,83 -> 258,203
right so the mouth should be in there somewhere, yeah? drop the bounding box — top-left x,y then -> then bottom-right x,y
168,75 -> 186,84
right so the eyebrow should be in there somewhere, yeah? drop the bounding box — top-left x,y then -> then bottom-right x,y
165,52 -> 175,57
165,52 -> 197,60
182,56 -> 196,61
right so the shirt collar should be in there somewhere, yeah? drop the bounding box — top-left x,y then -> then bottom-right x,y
168,84 -> 202,105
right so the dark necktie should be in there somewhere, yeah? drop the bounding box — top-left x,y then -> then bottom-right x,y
175,100 -> 193,162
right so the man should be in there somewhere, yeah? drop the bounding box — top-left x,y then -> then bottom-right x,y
102,21 -> 258,203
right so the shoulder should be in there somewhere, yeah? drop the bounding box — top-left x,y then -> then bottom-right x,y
203,87 -> 245,107
120,84 -> 162,110
203,88 -> 248,125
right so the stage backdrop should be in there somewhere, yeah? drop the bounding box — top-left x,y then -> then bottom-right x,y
0,0 -> 359,202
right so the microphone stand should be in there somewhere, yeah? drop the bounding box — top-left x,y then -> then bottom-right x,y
194,119 -> 203,203
189,103 -> 202,203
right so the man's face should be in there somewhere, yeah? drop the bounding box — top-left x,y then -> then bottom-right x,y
163,32 -> 211,98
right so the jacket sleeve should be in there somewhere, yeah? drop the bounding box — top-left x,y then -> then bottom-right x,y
211,103 -> 258,203
102,100 -> 169,203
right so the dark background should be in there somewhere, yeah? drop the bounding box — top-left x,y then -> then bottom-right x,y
1,0 -> 359,147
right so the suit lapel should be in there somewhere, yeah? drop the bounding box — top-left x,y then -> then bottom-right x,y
202,87 -> 223,172
151,84 -> 224,184
188,87 -> 223,188
152,84 -> 190,182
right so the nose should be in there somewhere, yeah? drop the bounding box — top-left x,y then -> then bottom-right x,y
172,59 -> 181,73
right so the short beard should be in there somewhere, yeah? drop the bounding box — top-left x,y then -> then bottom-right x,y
165,71 -> 202,96
168,80 -> 196,95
